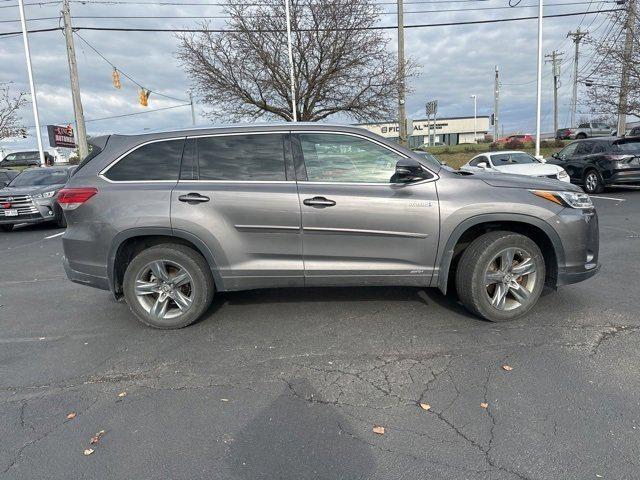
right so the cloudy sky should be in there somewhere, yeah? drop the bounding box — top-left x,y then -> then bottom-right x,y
0,0 -> 618,152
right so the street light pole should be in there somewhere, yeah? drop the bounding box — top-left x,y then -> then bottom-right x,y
470,94 -> 477,143
17,0 -> 45,166
535,0 -> 544,158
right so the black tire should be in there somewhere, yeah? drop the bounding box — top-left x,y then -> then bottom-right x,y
122,244 -> 215,329
583,169 -> 604,194
576,133 -> 587,139
455,231 -> 545,322
55,205 -> 67,228
0,224 -> 14,232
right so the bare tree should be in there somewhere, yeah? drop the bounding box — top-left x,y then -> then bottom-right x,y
0,83 -> 28,140
583,11 -> 640,118
177,0 -> 413,122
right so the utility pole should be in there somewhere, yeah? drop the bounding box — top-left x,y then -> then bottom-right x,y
397,0 -> 408,147
493,65 -> 499,142
189,91 -> 196,126
617,0 -> 636,136
61,0 -> 88,159
567,28 -> 588,128
534,0 -> 544,158
545,50 -> 563,134
284,0 -> 297,122
17,0 -> 45,165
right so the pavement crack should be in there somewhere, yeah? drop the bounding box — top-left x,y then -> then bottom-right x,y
590,325 -> 640,356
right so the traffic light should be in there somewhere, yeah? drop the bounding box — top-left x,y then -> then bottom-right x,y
139,88 -> 150,107
112,68 -> 121,89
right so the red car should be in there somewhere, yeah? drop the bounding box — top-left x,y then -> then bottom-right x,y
497,134 -> 534,144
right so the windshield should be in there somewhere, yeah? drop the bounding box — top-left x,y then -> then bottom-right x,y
3,152 -> 39,162
7,169 -> 69,187
490,152 -> 538,165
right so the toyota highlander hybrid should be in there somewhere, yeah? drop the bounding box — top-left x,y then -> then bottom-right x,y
59,124 -> 600,328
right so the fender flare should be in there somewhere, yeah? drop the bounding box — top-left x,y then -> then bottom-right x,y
436,213 -> 566,293
107,227 -> 224,292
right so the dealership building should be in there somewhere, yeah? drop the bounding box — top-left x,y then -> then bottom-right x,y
358,116 -> 491,148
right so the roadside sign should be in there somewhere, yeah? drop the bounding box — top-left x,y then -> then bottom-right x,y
47,125 -> 76,149
426,100 -> 438,116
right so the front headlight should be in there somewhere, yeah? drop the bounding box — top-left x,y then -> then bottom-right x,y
531,190 -> 594,209
32,190 -> 57,199
557,169 -> 568,179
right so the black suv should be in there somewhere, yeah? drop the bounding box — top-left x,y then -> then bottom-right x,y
549,137 -> 640,193
0,151 -> 53,168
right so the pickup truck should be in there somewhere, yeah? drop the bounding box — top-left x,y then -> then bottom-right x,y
556,122 -> 613,140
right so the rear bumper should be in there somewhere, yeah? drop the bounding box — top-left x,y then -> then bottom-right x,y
63,255 -> 110,291
607,170 -> 640,185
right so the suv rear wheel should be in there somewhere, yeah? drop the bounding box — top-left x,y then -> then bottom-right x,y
455,231 -> 545,322
123,244 -> 215,329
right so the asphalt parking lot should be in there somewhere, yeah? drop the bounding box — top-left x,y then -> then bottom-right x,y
1,189 -> 639,480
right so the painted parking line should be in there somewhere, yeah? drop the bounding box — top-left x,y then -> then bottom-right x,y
589,195 -> 626,202
44,231 -> 65,239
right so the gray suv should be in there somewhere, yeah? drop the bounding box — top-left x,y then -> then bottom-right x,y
60,124 -> 600,328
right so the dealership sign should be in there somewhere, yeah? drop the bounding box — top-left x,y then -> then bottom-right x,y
47,125 -> 76,149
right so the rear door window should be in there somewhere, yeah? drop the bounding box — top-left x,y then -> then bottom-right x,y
613,140 -> 640,153
575,141 -> 594,155
195,134 -> 286,181
104,139 -> 184,182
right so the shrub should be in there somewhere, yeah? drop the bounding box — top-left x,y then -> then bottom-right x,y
489,142 -> 500,149
540,140 -> 551,148
505,138 -> 525,150
553,139 -> 565,147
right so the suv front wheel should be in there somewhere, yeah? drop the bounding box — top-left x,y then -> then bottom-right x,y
455,231 -> 545,322
123,244 -> 215,329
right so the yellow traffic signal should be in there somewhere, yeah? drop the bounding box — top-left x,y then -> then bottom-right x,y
139,88 -> 150,107
112,68 -> 121,89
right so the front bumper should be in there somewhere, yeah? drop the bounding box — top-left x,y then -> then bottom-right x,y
0,195 -> 58,225
551,206 -> 600,287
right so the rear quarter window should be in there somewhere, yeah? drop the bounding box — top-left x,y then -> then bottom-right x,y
104,139 -> 184,181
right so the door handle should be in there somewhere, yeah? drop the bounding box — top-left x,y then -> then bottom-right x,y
178,193 -> 210,204
303,196 -> 336,208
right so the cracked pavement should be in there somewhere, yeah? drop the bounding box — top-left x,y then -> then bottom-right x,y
1,190 -> 639,479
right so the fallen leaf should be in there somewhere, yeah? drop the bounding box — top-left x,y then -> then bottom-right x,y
372,425 -> 385,435
220,398 -> 229,402
83,448 -> 94,456
480,402 -> 489,409
501,365 -> 513,371
117,392 -> 127,398
90,430 -> 106,445
419,403 -> 431,411
66,412 -> 77,420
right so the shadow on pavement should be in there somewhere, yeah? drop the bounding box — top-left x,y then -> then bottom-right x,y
226,379 -> 376,480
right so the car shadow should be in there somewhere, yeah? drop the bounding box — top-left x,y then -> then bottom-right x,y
225,379 -> 376,479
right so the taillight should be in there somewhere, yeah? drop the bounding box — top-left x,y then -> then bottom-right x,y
57,187 -> 98,210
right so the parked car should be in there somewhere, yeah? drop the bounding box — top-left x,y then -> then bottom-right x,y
0,166 -> 75,232
0,169 -> 18,187
0,150 -> 53,168
60,124 -> 599,328
460,151 -> 570,182
497,134 -> 534,144
629,126 -> 640,137
556,122 -> 613,140
548,137 -> 640,193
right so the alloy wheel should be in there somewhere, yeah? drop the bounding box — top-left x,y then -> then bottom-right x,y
134,260 -> 194,320
585,172 -> 598,193
484,247 -> 538,311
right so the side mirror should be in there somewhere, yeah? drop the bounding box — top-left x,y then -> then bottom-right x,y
477,162 -> 488,170
392,158 -> 428,183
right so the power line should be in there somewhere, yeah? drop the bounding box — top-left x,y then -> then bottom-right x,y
0,8 -> 623,35
73,30 -> 189,103
0,0 -> 611,22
